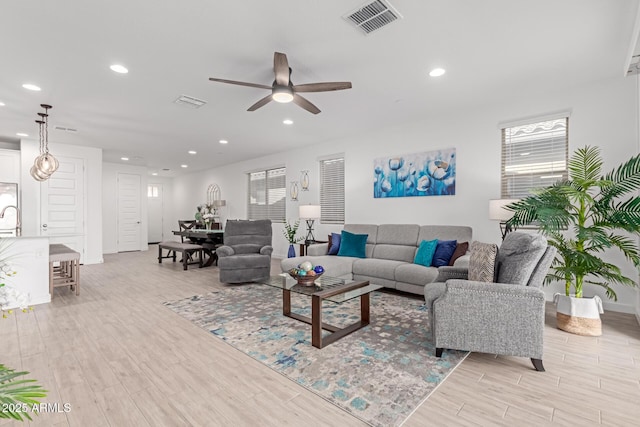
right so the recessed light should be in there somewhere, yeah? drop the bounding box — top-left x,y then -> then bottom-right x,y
121,157 -> 129,161
151,172 -> 158,176
219,139 -> 228,144
110,64 -> 128,74
283,119 -> 293,125
188,150 -> 197,155
16,133 -> 28,137
181,164 -> 188,168
428,68 -> 446,77
0,101 -> 5,106
22,83 -> 41,91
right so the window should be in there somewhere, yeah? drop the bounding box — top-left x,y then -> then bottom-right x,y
501,117 -> 568,199
320,157 -> 345,224
147,185 -> 159,198
247,167 -> 286,222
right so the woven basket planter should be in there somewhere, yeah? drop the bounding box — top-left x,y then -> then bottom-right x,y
553,294 -> 604,336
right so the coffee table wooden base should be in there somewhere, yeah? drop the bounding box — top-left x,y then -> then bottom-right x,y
282,281 -> 371,349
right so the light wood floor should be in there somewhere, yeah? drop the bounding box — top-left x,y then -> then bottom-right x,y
1,247 -> 639,426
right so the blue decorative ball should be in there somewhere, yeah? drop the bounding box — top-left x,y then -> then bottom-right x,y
314,265 -> 325,274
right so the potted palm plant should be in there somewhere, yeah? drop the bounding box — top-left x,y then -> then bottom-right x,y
283,220 -> 304,258
506,146 -> 640,336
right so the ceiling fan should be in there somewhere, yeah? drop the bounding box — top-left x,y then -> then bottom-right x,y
209,52 -> 352,115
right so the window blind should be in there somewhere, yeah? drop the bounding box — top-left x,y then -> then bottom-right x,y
501,118 -> 568,199
320,158 -> 345,224
247,167 -> 286,222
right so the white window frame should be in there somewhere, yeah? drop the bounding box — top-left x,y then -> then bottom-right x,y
320,156 -> 345,224
501,116 -> 569,199
247,167 -> 286,222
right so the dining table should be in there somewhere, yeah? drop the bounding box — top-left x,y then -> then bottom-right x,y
172,229 -> 224,267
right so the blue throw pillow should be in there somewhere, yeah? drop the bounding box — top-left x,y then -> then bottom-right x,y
432,240 -> 458,267
337,230 -> 368,258
328,232 -> 341,255
414,239 -> 438,267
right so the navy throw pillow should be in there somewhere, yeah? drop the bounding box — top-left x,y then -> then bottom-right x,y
328,232 -> 341,255
432,240 -> 457,267
337,230 -> 368,258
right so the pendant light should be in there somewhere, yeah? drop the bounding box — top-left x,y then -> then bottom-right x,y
30,104 -> 59,181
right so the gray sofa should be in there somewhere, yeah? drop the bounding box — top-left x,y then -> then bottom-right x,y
280,224 -> 472,295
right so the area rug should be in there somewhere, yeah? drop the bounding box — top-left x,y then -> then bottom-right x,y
164,285 -> 468,427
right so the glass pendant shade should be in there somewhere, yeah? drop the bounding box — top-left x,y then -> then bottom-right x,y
30,164 -> 49,181
35,153 -> 59,175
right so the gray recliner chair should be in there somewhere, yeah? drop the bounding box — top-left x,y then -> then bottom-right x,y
217,219 -> 273,283
424,232 -> 556,371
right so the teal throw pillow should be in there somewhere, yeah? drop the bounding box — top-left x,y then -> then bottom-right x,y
337,230 -> 368,258
414,239 -> 438,267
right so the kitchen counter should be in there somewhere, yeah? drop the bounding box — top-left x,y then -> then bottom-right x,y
1,236 -> 50,308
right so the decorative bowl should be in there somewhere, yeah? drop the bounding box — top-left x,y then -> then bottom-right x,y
288,271 -> 323,286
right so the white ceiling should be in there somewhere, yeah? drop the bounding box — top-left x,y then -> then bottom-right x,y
0,0 -> 638,176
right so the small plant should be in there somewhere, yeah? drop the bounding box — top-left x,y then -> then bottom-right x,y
283,220 -> 305,244
0,365 -> 48,421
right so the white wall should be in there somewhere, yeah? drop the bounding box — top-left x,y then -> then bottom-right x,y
173,75 -> 639,314
19,140 -> 103,264
102,163 -> 150,254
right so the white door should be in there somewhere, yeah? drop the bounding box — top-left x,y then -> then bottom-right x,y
41,156 -> 85,262
117,173 -> 142,252
147,183 -> 163,243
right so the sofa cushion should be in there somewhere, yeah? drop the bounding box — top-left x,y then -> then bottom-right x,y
414,239 -> 438,267
376,224 -> 420,246
448,242 -> 469,266
432,240 -> 457,267
328,232 -> 341,255
395,263 -> 439,285
337,230 -> 368,258
352,258 -> 405,281
218,253 -> 271,269
496,232 -> 547,286
468,241 -> 498,282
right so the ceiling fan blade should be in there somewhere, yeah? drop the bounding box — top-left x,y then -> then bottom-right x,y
274,52 -> 290,86
293,82 -> 352,93
292,94 -> 321,114
247,94 -> 273,111
209,77 -> 272,90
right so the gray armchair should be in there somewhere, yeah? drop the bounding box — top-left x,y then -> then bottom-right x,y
217,219 -> 273,283
425,232 -> 556,371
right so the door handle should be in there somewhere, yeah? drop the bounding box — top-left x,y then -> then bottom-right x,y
42,224 -> 48,228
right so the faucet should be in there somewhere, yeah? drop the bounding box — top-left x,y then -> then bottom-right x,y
0,205 -> 21,237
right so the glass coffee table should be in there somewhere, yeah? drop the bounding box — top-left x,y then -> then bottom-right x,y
262,274 -> 383,349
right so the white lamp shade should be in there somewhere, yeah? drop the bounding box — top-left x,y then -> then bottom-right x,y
489,199 -> 519,221
299,204 -> 321,219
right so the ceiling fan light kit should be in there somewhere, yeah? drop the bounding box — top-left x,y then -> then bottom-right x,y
209,52 -> 352,114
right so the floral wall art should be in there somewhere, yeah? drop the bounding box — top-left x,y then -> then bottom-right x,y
373,148 -> 456,198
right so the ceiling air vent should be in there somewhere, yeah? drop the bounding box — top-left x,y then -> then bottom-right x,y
174,95 -> 207,109
54,125 -> 78,133
343,0 -> 402,35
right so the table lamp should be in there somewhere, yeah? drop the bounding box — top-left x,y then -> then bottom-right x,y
299,204 -> 321,243
489,199 -> 519,240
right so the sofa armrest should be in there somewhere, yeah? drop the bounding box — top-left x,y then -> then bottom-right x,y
433,279 -> 545,358
216,245 -> 235,257
452,253 -> 470,268
435,266 -> 468,282
260,245 -> 273,256
307,243 -> 329,256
